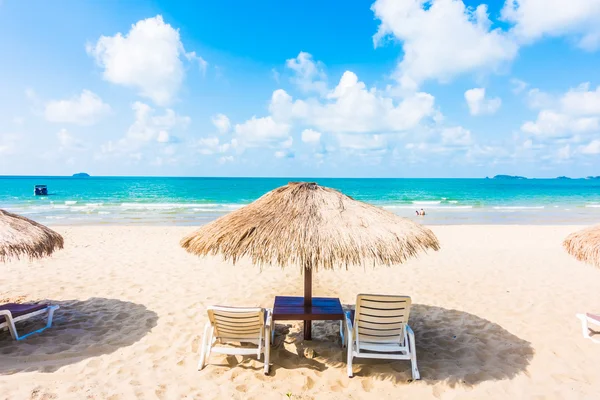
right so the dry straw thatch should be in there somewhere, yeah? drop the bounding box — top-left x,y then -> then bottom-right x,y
563,224 -> 600,268
0,209 -> 64,262
181,182 -> 440,270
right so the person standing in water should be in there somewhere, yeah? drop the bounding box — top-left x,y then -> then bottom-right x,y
415,208 -> 426,216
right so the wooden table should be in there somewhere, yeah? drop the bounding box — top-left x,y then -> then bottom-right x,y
272,296 -> 346,342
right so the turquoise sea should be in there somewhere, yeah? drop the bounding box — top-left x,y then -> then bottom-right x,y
1,176 -> 600,225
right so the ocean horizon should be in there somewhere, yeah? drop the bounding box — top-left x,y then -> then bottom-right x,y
2,175 -> 600,226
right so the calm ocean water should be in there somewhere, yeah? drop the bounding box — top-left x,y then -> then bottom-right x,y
1,176 -> 600,225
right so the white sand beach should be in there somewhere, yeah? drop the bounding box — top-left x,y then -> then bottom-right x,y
1,225 -> 599,399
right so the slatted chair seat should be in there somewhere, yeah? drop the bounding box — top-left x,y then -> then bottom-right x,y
345,295 -> 420,379
198,306 -> 272,375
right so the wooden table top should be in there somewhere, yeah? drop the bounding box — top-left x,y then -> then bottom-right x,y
272,296 -> 345,321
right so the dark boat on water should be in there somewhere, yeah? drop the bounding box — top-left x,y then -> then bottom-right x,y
34,185 -> 48,196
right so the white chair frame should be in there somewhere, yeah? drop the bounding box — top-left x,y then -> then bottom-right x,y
0,305 -> 59,341
198,306 -> 273,375
345,294 -> 420,380
576,313 -> 600,344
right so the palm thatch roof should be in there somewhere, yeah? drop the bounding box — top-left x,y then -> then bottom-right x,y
563,224 -> 600,268
181,182 -> 440,270
0,209 -> 64,262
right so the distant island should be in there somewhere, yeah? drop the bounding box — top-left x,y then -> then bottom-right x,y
492,175 -> 527,180
556,176 -> 572,180
72,172 -> 90,177
586,176 -> 600,180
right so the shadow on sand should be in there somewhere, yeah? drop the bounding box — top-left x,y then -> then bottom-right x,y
0,297 -> 158,374
268,304 -> 534,386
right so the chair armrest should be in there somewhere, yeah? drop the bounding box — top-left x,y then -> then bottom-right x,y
0,310 -> 12,317
344,310 -> 353,336
406,324 -> 415,338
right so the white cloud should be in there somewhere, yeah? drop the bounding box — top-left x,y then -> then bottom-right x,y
521,83 -> 600,139
197,136 -> 233,155
44,90 -> 111,125
441,126 -> 473,146
301,129 -> 321,144
218,155 -> 234,164
274,150 -> 295,159
198,137 -> 220,149
579,139 -> 600,155
286,52 -> 327,95
502,0 -> 600,51
223,54 -> 438,163
337,134 -> 388,153
126,102 -> 190,143
100,102 -> 189,159
511,78 -> 529,94
211,113 -> 231,134
185,51 -> 208,75
87,15 -> 203,106
556,144 -> 572,161
522,110 -> 599,138
281,136 -> 293,149
372,0 -> 518,89
234,116 -> 291,147
271,68 -> 280,83
560,83 -> 600,115
526,88 -> 554,109
270,70 -> 436,134
156,130 -> 170,143
57,129 -> 86,151
464,88 -> 501,115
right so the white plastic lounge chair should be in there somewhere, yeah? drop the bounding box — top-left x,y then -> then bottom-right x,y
0,303 -> 59,341
345,294 -> 419,379
198,306 -> 272,375
576,313 -> 600,344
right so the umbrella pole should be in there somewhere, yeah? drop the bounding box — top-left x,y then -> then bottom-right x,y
303,265 -> 312,340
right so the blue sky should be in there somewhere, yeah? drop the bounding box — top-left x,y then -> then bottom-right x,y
1,0 -> 600,178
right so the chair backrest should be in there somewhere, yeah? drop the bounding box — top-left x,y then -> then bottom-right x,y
354,294 -> 411,346
207,306 -> 265,341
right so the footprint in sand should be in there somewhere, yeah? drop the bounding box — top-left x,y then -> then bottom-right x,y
155,384 -> 167,399
361,378 -> 373,392
235,384 -> 247,393
303,376 -> 316,390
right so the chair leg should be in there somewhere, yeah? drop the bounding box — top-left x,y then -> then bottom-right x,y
407,329 -> 420,380
347,351 -> 353,377
198,323 -> 212,370
6,317 -> 18,340
345,315 -> 354,377
339,320 -> 345,348
271,317 -> 275,343
198,338 -> 208,370
46,306 -> 57,329
257,332 -> 263,360
264,327 -> 271,375
346,338 -> 354,377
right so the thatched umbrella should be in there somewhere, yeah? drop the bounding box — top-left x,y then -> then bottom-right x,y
564,224 -> 600,268
181,182 -> 440,338
0,209 -> 64,262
